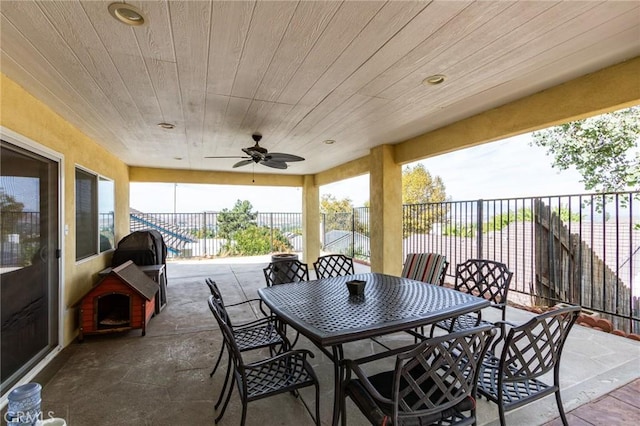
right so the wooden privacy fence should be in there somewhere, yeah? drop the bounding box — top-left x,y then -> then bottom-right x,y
534,198 -> 639,333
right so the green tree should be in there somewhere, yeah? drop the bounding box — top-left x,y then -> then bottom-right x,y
443,223 -> 477,237
484,209 -> 534,232
0,189 -> 25,236
191,227 -> 214,239
402,163 -> 449,236
221,225 -> 292,256
321,194 -> 354,233
552,206 -> 583,224
443,206 -> 581,236
320,194 -> 353,213
531,106 -> 640,193
403,163 -> 447,204
216,199 -> 257,239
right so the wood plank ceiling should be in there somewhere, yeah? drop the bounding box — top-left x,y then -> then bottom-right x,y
1,1 -> 639,175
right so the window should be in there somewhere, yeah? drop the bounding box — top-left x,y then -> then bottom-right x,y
75,168 -> 114,260
99,177 -> 115,252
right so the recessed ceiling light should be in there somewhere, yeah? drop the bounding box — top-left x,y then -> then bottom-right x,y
158,122 -> 175,130
423,74 -> 446,85
323,139 -> 336,145
108,3 -> 145,26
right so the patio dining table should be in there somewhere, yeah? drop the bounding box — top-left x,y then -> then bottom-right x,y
258,272 -> 490,426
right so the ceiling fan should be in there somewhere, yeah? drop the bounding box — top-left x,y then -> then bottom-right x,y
205,134 -> 305,170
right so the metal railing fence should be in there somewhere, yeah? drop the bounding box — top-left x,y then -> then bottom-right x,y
403,191 -> 639,333
320,208 -> 370,261
0,211 -> 40,268
130,211 -> 303,257
131,191 -> 638,332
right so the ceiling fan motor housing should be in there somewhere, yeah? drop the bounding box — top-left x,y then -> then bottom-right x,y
246,145 -> 268,155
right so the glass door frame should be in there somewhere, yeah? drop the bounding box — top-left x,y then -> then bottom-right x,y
0,127 -> 64,403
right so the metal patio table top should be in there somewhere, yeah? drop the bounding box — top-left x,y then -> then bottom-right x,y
258,272 -> 489,347
258,272 -> 490,426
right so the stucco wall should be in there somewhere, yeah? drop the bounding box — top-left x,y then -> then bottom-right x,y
1,73 -> 130,346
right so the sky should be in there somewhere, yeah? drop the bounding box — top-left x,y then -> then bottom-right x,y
129,132 -> 588,213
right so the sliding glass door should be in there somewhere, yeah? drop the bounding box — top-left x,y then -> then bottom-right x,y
1,139 -> 60,394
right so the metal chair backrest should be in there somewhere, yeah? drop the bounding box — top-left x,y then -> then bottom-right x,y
344,327 -> 495,424
476,305 -> 580,425
454,259 -> 512,318
205,278 -> 222,301
401,253 -> 449,285
263,259 -> 309,286
208,295 -> 243,367
500,305 -> 580,381
390,325 -> 495,424
313,254 -> 354,279
206,278 -> 248,332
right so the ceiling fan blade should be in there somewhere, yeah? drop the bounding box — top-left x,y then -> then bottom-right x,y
204,155 -> 250,159
233,159 -> 254,168
260,159 -> 288,169
268,153 -> 305,162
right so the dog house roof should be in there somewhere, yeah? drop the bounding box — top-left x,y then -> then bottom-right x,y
102,260 -> 158,301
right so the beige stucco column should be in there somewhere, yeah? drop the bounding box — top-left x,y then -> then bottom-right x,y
369,145 -> 402,274
302,174 -> 320,264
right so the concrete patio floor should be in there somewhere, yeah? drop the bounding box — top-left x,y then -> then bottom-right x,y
28,257 -> 640,425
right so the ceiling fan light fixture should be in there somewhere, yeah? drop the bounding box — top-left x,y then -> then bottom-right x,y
158,122 -> 175,130
108,3 -> 145,26
423,74 -> 446,86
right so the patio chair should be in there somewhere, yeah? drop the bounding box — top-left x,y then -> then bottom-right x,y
208,295 -> 320,426
401,252 -> 449,285
262,261 -> 309,346
313,254 -> 355,279
205,277 -> 271,320
205,278 -> 289,411
400,253 -> 449,340
477,305 -> 581,426
341,324 -> 496,426
263,259 -> 309,286
431,259 -> 512,338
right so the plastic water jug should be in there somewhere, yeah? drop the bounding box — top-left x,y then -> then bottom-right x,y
6,383 -> 41,426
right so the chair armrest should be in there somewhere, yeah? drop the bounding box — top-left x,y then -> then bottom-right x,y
226,298 -> 269,313
245,349 -> 315,369
226,298 -> 274,321
225,299 -> 258,308
340,342 -> 422,406
231,316 -> 279,331
344,359 -> 394,406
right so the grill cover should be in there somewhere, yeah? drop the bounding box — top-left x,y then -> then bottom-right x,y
112,230 -> 167,267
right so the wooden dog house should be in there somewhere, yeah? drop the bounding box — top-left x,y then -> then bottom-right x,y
78,260 -> 157,341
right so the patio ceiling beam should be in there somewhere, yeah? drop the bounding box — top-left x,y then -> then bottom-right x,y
314,156 -> 370,187
393,56 -> 640,165
128,166 -> 304,187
